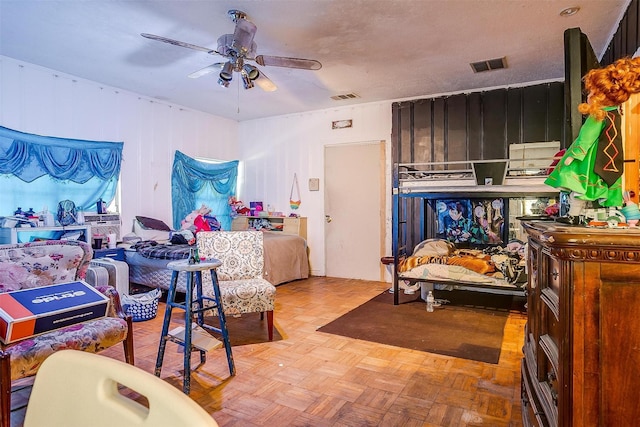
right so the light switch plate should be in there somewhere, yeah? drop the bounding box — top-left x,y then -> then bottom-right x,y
309,178 -> 320,191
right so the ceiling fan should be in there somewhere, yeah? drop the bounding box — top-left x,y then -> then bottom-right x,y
141,9 -> 322,92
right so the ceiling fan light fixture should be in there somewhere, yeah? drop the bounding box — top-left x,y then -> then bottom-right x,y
219,61 -> 234,81
142,9 -> 319,95
241,72 -> 255,89
231,16 -> 257,56
243,64 -> 260,80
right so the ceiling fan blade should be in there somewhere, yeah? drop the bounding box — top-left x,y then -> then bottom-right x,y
254,70 -> 277,92
232,18 -> 257,56
188,63 -> 224,79
255,55 -> 322,70
141,33 -> 221,56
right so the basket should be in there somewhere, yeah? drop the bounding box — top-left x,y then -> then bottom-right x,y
122,288 -> 162,322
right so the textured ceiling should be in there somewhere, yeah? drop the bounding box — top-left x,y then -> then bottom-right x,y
0,0 -> 630,121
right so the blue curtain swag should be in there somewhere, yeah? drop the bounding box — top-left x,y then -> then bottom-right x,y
0,125 -> 123,183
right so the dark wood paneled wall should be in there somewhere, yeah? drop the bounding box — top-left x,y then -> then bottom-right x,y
601,0 -> 640,65
392,82 -> 564,165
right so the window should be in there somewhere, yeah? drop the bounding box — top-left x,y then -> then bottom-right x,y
0,126 -> 122,218
171,151 -> 238,230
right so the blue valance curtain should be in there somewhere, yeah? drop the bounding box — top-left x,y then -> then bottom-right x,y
0,126 -> 123,216
171,151 -> 238,230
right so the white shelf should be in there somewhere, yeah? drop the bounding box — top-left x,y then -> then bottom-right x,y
0,225 -> 91,244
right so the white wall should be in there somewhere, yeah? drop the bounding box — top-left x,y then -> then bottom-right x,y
0,56 -> 238,232
0,55 -> 394,278
238,103 -> 393,276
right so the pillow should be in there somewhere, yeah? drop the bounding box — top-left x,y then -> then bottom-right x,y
413,239 -> 455,257
133,219 -> 171,242
135,216 -> 171,231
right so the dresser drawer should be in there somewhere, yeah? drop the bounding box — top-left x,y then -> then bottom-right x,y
521,360 -> 549,427
540,254 -> 560,321
540,303 -> 561,353
545,256 -> 562,296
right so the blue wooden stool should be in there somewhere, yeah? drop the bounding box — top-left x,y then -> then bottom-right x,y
154,258 -> 235,394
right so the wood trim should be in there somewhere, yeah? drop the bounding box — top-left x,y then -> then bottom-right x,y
624,93 -> 640,203
379,140 -> 387,282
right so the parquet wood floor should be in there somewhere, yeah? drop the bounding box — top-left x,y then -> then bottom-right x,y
11,277 -> 526,426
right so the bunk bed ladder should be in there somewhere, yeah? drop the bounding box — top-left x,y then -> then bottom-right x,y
392,164 -> 411,305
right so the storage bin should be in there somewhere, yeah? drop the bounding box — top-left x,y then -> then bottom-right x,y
122,288 -> 161,322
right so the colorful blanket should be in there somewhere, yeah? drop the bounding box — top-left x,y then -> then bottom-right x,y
398,239 -> 525,285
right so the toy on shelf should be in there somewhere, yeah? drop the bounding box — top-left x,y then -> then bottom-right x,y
228,196 -> 250,217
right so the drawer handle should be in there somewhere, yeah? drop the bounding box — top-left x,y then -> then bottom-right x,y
547,371 -> 556,382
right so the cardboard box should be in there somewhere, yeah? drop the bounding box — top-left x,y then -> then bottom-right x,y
0,281 -> 109,344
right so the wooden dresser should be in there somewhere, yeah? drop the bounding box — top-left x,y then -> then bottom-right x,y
521,221 -> 640,427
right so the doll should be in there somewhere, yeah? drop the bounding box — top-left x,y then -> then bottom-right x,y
228,196 -> 250,217
545,57 -> 640,224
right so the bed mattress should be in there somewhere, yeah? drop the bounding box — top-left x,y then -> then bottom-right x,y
126,250 -> 190,293
262,231 -> 309,285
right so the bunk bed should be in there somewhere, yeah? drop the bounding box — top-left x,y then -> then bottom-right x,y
391,146 -> 561,305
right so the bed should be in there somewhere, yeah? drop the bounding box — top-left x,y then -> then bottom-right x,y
394,238 -> 527,295
391,155 -> 560,304
124,226 -> 309,293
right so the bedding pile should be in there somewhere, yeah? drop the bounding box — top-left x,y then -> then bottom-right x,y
398,238 -> 526,287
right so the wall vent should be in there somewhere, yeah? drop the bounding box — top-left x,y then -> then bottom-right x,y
470,57 -> 507,73
331,93 -> 360,101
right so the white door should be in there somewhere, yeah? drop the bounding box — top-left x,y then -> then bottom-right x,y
324,141 -> 385,281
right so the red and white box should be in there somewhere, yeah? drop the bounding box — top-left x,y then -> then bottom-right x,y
0,281 -> 109,344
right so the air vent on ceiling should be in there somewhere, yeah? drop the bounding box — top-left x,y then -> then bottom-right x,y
331,93 -> 360,101
470,57 -> 507,73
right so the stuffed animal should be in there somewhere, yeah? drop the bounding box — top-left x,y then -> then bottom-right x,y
228,196 -> 250,216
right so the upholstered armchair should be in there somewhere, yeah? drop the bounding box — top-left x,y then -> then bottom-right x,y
0,240 -> 134,427
197,231 -> 276,340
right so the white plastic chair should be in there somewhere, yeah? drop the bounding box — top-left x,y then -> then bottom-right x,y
23,350 -> 218,427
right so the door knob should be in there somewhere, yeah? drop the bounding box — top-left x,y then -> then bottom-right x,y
325,215 -> 332,223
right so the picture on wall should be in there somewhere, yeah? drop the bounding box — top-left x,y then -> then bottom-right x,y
434,198 -> 505,245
